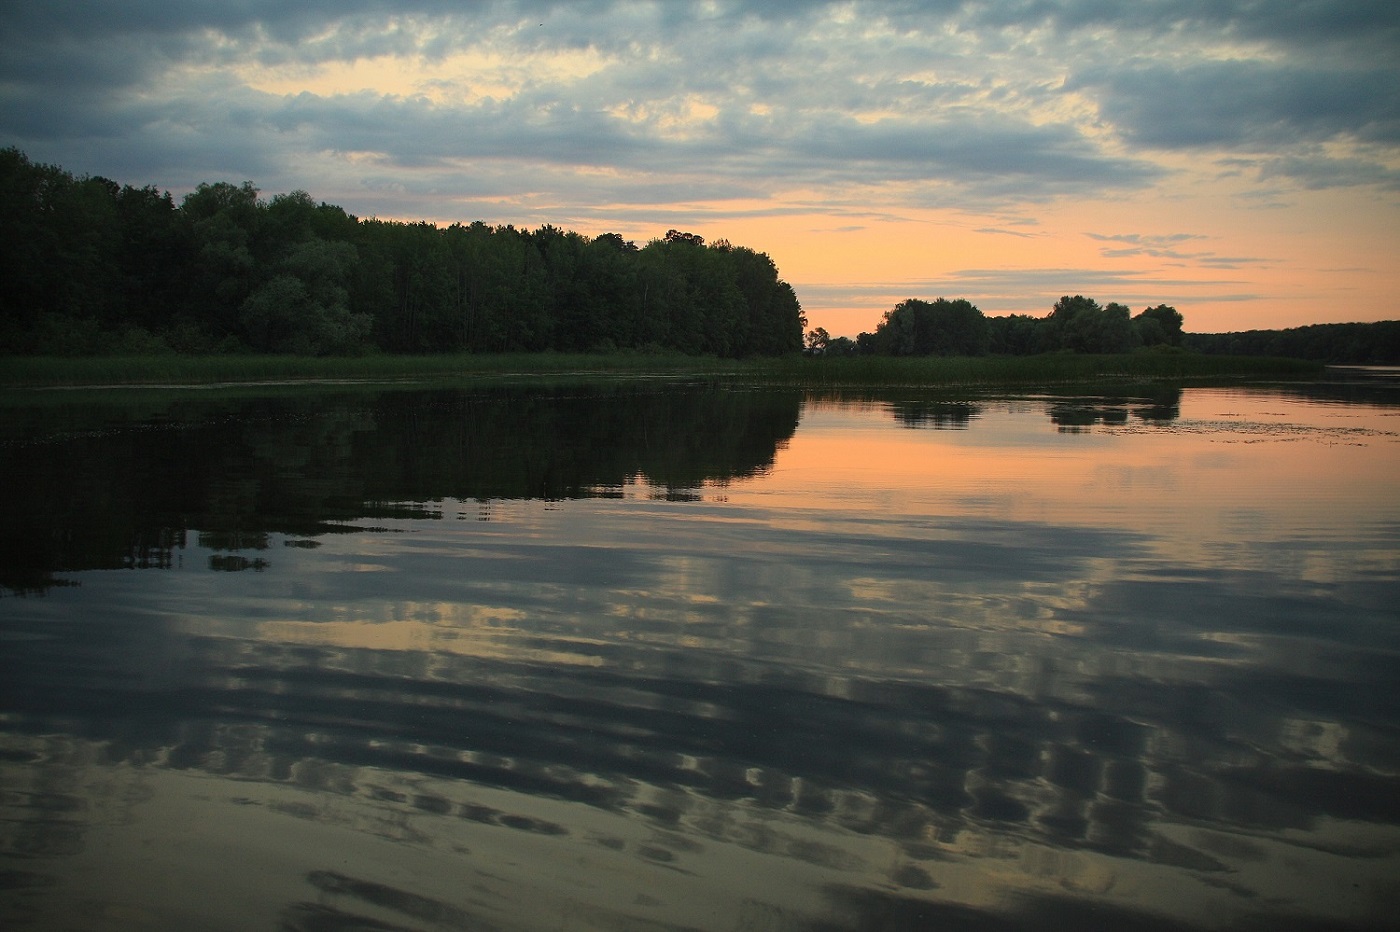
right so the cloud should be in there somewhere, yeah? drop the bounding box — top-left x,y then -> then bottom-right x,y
794,265 -> 1266,319
1083,232 -> 1239,263
1,1 -> 1167,212
1085,233 -> 1202,246
1080,233 -> 1276,270
0,0 -> 1396,337
1071,61 -> 1400,151
1258,152 -> 1400,192
968,0 -> 1400,53
976,227 -> 1039,239
923,267 -> 1269,312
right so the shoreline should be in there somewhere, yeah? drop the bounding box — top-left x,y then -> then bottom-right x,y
0,351 -> 1323,391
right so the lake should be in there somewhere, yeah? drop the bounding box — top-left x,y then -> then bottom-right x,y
2,370 -> 1398,931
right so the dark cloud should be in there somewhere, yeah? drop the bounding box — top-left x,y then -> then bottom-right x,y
275,90 -> 654,167
1259,152 -> 1400,192
0,32 -> 178,92
7,0 -> 1397,60
787,116 -> 1158,188
1,0 -> 1396,220
1,1 -> 423,40
969,0 -> 1400,51
1072,61 -> 1400,150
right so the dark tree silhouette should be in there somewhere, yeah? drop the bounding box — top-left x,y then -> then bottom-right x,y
0,149 -> 805,358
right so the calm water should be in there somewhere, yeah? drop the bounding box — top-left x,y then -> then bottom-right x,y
2,372 -> 1398,931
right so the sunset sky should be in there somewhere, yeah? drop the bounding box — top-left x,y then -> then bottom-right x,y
2,1 -> 1397,337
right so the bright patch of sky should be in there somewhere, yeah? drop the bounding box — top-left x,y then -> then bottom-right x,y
2,0 -> 1396,334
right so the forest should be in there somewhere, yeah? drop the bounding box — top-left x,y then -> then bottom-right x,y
0,148 -> 804,358
1183,321 -> 1400,365
4,148 -> 1394,364
814,297 -> 1398,365
818,295 -> 1187,358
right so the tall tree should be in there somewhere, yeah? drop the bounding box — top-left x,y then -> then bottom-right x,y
181,181 -> 263,345
240,239 -> 370,354
1135,304 -> 1184,347
862,298 -> 989,356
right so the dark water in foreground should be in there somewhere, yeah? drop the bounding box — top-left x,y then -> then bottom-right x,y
2,372 -> 1398,931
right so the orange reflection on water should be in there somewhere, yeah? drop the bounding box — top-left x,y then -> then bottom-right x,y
722,390 -> 1400,585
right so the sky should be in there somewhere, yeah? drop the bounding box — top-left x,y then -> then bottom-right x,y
2,1 -> 1397,337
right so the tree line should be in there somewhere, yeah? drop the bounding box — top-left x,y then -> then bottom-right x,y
0,148 -> 804,357
1184,321 -> 1400,365
8,148 -> 1393,365
812,295 -> 1398,364
807,295 -> 1186,357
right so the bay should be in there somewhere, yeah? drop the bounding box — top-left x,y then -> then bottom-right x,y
2,371 -> 1398,930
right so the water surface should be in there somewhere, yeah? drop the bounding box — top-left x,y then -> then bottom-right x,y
2,373 -> 1398,930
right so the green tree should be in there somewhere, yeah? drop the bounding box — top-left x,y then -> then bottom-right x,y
576,232 -> 643,351
182,181 -> 263,347
864,298 -> 989,356
728,245 -> 803,356
114,183 -> 192,335
1134,304 -> 1184,347
825,335 -> 858,356
987,313 -> 1043,355
1047,294 -> 1098,351
240,239 -> 370,354
0,150 -> 128,351
1062,300 -> 1137,353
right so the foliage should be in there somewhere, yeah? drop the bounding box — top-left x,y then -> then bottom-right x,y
0,149 -> 804,358
1184,320 -> 1400,365
859,298 -> 989,356
857,294 -> 1189,360
1136,304 -> 1185,347
239,239 -> 370,355
803,326 -> 856,357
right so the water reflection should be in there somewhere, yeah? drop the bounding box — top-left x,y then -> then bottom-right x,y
0,382 -> 801,593
3,376 -> 1400,930
889,400 -> 983,429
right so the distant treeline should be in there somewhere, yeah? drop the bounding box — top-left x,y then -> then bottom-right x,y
0,148 -> 803,357
808,295 -> 1186,358
1184,321 -> 1400,365
810,296 -> 1399,366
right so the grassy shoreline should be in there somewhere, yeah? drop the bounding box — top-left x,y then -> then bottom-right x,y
1,350 -> 1323,390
